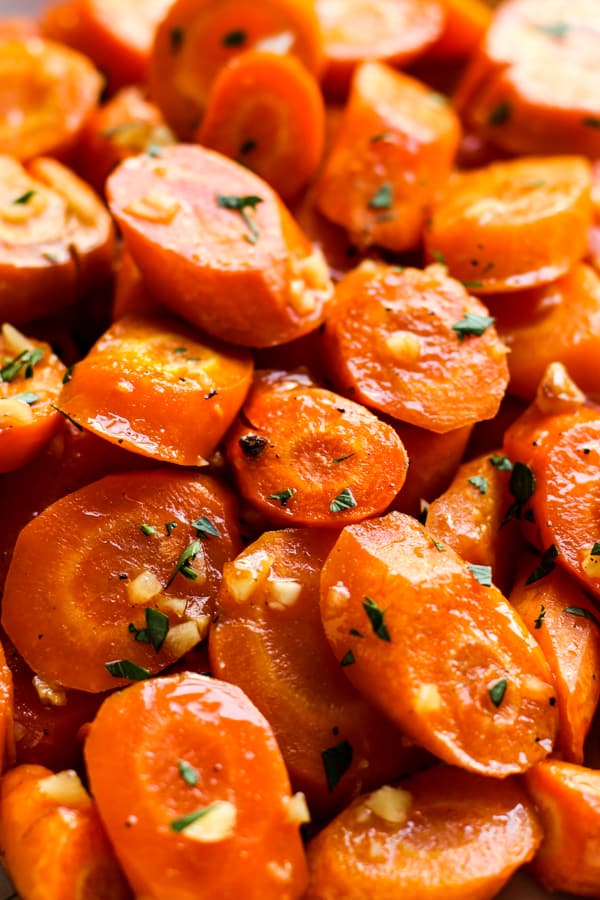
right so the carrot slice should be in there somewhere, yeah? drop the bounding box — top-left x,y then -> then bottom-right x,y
323,262 -> 509,433
425,156 -> 593,293
316,0 -> 445,97
0,764 -> 131,900
1,469 -> 241,692
58,314 -> 253,466
0,36 -> 102,162
197,51 -> 325,202
226,371 -> 408,526
85,672 -> 308,899
150,0 -> 323,139
320,511 -> 558,775
107,144 -> 333,347
112,248 -> 163,320
316,63 -> 461,252
454,0 -> 600,157
428,0 -> 492,60
306,766 -> 541,899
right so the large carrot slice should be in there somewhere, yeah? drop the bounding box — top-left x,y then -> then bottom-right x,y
320,511 -> 558,775
85,672 -> 308,899
1,469 -> 241,692
306,766 -> 541,900
107,144 -> 333,347
424,156 -> 593,293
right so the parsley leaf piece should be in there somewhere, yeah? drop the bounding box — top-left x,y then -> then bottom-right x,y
525,545 -> 559,585
431,249 -> 447,265
363,596 -> 391,642
140,524 -> 157,536
431,538 -> 445,551
468,475 -> 488,495
452,312 -> 495,340
13,392 -> 39,405
222,28 -> 246,47
370,131 -> 393,143
329,487 -> 357,513
51,405 -> 83,430
332,453 -> 355,464
239,138 -> 257,155
166,540 -> 202,588
192,516 -> 221,539
533,20 -> 571,39
349,628 -> 363,638
169,26 -> 184,52
268,488 -> 295,507
583,117 -> 600,130
534,603 -> 546,629
340,650 -> 355,667
165,521 -> 177,536
461,280 -> 484,289
178,759 -> 199,787
487,100 -> 512,126
1,348 -> 44,383
170,803 -> 221,832
489,454 -> 513,471
502,461 -> 536,523
322,740 -> 353,791
368,182 -> 393,210
105,659 -> 151,680
128,608 -> 169,651
470,564 -> 492,586
591,542 -> 600,557
13,190 -> 36,205
488,678 -> 507,708
62,365 -> 74,384
216,193 -> 263,244
565,606 -> 600,628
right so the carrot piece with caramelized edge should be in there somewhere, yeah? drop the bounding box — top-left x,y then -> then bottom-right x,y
1,469 -> 241,692
424,156 -> 592,293
197,51 -> 325,202
316,64 -> 461,253
85,672 -> 308,899
58,314 -> 253,466
150,0 -> 323,139
226,371 -> 408,526
323,262 -> 509,433
107,145 -> 333,347
0,764 -> 131,900
306,766 -> 541,900
428,0 -> 492,60
523,760 -> 600,895
210,528 -> 428,817
320,511 -> 558,775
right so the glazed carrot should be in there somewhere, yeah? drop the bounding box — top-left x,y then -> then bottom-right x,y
0,36 -> 102,162
316,63 -> 461,252
85,672 -> 308,899
323,262 -> 509,433
107,144 -> 333,347
226,371 -> 408,526
428,0 -> 492,60
58,314 -> 253,466
316,0 -> 445,97
454,0 -> 600,157
150,0 -> 323,139
0,155 -> 115,325
424,156 -> 593,293
523,760 -> 600,895
1,469 -> 241,692
197,51 -> 325,202
320,511 -> 558,775
306,766 -> 541,900
210,528 -> 427,817
510,559 -> 600,764
0,764 -> 131,900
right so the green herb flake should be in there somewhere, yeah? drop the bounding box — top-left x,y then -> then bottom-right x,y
170,803 -> 221,832
533,20 -> 571,39
368,182 -> 393,210
363,596 -> 391,642
51,405 -> 82,430
452,312 -> 495,340
470,564 -> 492,586
172,346 -> 187,355
178,759 -> 199,786
147,143 -> 163,158
62,365 -> 74,384
488,678 -> 507,708
321,740 -> 353,791
166,539 -> 202,588
502,461 -> 536,523
431,538 -> 445,552
534,603 -> 546,629
489,454 -> 513,471
169,26 -> 184,53
1,348 -> 44,383
525,545 -> 559,585
591,542 -> 600,557
105,659 -> 151,680
349,628 -> 364,638
128,607 -> 169,651
13,190 -> 35,205
222,28 -> 246,47
192,516 -> 221,539
216,193 -> 263,244
431,249 -> 447,265
268,488 -> 295,507
461,280 -> 485,289
564,606 -> 600,628
140,524 -> 157,536
165,521 -> 177,537
329,487 -> 357,514
340,650 -> 355,667
468,475 -> 488,495
13,392 -> 39,405
332,453 -> 355,464
583,117 -> 600,129
370,131 -> 393,143
487,100 -> 512,126
239,138 -> 257,155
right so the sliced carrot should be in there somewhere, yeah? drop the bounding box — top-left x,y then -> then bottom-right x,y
306,766 -> 541,900
320,511 -> 558,775
1,469 -> 241,692
40,0 -> 86,48
454,0 -> 600,157
112,248 -> 162,320
150,0 -> 323,139
323,262 -> 509,433
85,672 -> 308,898
58,314 -> 253,466
107,144 -> 333,347
425,156 -> 592,293
316,63 -> 461,252
226,371 -> 408,526
316,0 -> 445,97
428,0 -> 492,60
197,51 -> 324,202
0,764 -> 131,900
510,558 -> 600,764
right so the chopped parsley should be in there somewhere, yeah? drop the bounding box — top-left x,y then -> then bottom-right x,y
489,454 -> 513,471
268,488 -> 295,507
105,659 -> 151,680
461,280 -> 485,289
591,542 -> 600,557
431,538 -> 445,552
533,21 -> 571,39
166,539 -> 202,588
583,117 -> 600,129
468,475 -> 488,495
332,453 -> 355,464
128,607 -> 169,651
239,138 -> 257,155
169,26 -> 184,53
470,564 -> 492,586
13,190 -> 36,205
452,312 -> 495,340
370,131 -> 393,143
222,28 -> 247,47
140,524 -> 157,536
239,433 -> 268,457
62,365 -> 74,384
368,182 -> 393,210
487,100 -> 512,126
349,628 -> 364,638
170,803 -> 221,832
13,392 -> 39,405
165,521 -> 177,536
329,487 -> 357,513
534,603 -> 546,629
502,461 -> 535,523
340,650 -> 355,667
192,516 -> 221,539
431,249 -> 447,265
488,678 -> 507,708
525,545 -> 558,585
216,193 -> 263,244
363,596 -> 391,642
565,606 -> 600,628
321,740 -> 353,791
1,347 -> 44,383
178,759 -> 199,787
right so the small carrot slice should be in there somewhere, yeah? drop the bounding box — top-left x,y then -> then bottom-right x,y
425,156 -> 593,294
0,764 -> 131,900
150,0 -> 323,139
226,371 -> 408,526
1,469 -> 241,692
107,144 -> 333,347
316,63 -> 461,253
320,511 -> 558,775
85,672 -> 308,899
428,0 -> 492,60
197,51 -> 325,202
306,766 -> 541,900
58,314 -> 253,466
316,0 -> 445,97
323,262 -> 509,433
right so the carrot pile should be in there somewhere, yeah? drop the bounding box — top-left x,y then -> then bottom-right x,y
0,0 -> 600,898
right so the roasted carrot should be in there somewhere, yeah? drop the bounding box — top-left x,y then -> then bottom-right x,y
107,144 -> 333,347
150,0 -> 323,139
226,371 -> 408,526
425,156 -> 593,293
306,766 -> 542,900
428,0 -> 492,60
2,469 -> 241,692
316,63 -> 461,252
85,672 -> 308,898
0,764 -> 131,900
197,51 -> 325,202
323,262 -> 509,433
320,511 -> 558,775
